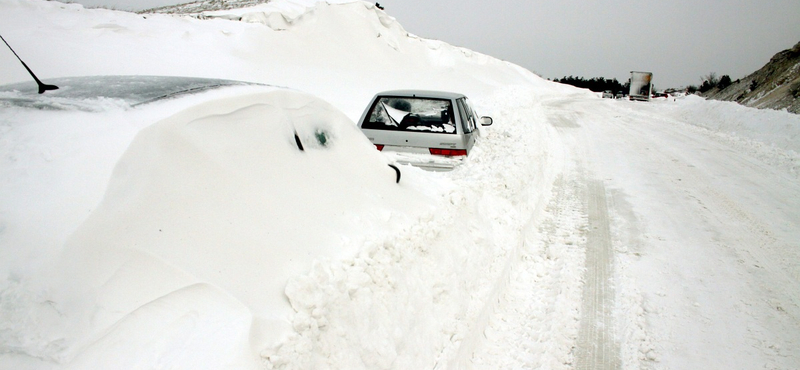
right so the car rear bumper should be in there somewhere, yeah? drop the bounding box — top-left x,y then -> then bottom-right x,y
382,151 -> 464,172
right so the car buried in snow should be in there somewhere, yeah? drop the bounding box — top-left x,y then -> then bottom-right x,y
357,90 -> 493,171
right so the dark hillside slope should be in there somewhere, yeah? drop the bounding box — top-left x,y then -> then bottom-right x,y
704,41 -> 800,114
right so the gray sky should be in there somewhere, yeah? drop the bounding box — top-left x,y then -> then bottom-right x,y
70,0 -> 800,89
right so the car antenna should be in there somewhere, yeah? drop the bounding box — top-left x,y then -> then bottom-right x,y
0,34 -> 58,94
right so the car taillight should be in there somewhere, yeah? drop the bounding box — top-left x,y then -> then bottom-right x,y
375,144 -> 384,151
429,148 -> 467,156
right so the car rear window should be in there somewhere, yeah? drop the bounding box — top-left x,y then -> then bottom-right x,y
361,96 -> 456,134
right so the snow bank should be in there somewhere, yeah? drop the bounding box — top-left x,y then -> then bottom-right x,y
646,95 -> 800,177
0,0 -> 574,369
0,0 -> 549,120
0,84 -> 561,370
262,85 -> 561,370
671,95 -> 800,153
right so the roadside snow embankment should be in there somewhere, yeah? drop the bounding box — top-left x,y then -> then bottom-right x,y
262,85 -> 563,369
0,80 -> 565,370
672,95 -> 800,153
1,0 -> 576,369
631,95 -> 800,178
0,0 -> 550,121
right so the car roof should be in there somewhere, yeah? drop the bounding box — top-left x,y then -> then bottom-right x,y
0,75 -> 267,110
373,90 -> 467,100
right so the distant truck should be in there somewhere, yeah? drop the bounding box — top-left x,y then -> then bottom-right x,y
629,71 -> 653,101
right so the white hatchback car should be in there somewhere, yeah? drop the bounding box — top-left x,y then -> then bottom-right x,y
357,90 -> 492,170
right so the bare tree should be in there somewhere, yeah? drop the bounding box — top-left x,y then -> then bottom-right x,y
703,72 -> 719,86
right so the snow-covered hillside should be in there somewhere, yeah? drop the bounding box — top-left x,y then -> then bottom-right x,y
0,0 -> 561,120
1,1 -> 799,370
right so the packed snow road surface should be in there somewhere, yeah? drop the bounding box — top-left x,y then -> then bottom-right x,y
528,96 -> 800,370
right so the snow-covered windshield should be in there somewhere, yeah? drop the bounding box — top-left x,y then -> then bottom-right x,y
0,75 -> 263,111
362,96 -> 456,134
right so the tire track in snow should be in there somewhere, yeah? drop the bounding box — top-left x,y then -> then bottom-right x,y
468,173 -> 586,370
575,179 -> 621,370
548,101 -> 622,370
465,101 -> 589,370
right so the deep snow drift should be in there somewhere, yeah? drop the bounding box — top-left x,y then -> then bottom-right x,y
48,89 -> 436,359
1,1 -> 799,370
1,1 -> 567,368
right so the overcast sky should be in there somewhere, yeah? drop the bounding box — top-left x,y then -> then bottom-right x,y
69,0 -> 800,89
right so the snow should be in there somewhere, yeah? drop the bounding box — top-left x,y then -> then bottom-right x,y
2,1 -> 799,369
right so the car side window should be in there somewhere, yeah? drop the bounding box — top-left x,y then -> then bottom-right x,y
456,99 -> 471,133
457,99 -> 477,133
464,98 -> 479,131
